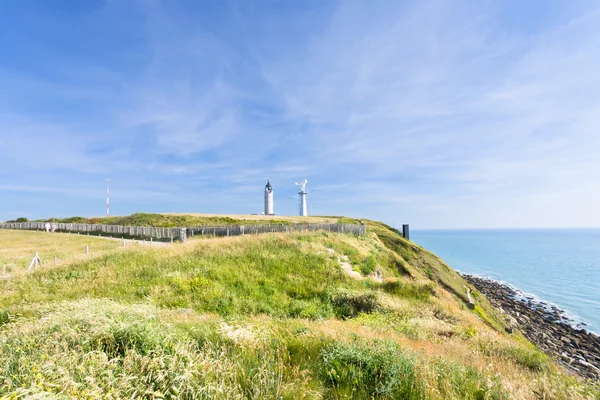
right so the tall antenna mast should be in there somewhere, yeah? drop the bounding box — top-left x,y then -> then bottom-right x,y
106,178 -> 110,217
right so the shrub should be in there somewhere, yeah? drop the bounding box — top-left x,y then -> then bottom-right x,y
382,280 -> 434,301
361,254 -> 378,275
61,216 -> 88,223
321,340 -> 423,399
321,340 -> 509,400
15,217 -> 28,222
0,310 -> 10,326
328,289 -> 380,318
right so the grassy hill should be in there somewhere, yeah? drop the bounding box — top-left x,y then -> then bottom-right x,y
30,213 -> 340,227
0,219 -> 598,399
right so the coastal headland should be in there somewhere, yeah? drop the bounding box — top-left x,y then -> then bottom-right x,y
1,214 -> 599,398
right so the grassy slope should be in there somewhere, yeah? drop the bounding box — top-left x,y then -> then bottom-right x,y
32,213 -> 338,227
0,220 -> 599,399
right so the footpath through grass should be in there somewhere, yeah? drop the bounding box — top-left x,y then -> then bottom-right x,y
0,224 -> 599,399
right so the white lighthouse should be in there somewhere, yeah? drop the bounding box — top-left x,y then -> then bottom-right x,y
264,179 -> 274,215
296,179 -> 308,216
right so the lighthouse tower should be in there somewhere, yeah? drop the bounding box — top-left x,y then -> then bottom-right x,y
264,179 -> 274,215
296,179 -> 308,216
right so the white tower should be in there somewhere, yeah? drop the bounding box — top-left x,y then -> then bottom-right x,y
264,178 -> 274,215
296,179 -> 308,216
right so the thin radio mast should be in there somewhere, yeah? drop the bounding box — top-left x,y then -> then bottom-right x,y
106,178 -> 110,217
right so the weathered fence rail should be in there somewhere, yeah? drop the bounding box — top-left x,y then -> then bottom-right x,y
0,222 -> 366,242
186,223 -> 366,238
0,222 -> 181,241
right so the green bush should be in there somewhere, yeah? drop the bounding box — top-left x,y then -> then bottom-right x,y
329,289 -> 380,318
321,340 -> 423,399
382,280 -> 434,301
321,340 -> 509,400
0,310 -> 10,326
361,254 -> 378,275
61,216 -> 88,223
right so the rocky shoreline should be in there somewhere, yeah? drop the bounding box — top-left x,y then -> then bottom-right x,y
462,274 -> 600,381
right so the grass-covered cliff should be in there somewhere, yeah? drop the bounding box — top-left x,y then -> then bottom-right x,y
0,218 -> 598,399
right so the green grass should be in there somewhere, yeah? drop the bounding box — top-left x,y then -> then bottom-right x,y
322,339 -> 510,399
0,299 -> 511,399
1,222 -> 599,399
32,212 -> 342,227
365,220 -> 509,332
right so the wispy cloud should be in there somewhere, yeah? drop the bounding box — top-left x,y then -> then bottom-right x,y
0,1 -> 599,226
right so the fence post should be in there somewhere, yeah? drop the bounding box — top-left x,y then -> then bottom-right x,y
28,252 -> 42,271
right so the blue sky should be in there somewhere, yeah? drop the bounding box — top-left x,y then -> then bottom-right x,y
1,0 -> 599,229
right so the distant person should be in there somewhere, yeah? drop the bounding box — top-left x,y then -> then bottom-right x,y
51,223 -> 56,232
45,222 -> 50,232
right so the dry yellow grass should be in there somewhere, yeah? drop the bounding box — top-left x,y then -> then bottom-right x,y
0,230 -> 122,277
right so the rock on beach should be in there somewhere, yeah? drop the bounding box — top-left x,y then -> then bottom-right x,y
462,274 -> 600,381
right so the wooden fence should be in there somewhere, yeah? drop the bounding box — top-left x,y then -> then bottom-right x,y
186,223 -> 366,238
0,222 -> 366,242
0,222 -> 181,241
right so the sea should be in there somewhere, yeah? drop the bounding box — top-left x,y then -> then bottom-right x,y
412,229 -> 600,333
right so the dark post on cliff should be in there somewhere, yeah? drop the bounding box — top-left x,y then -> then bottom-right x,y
402,224 -> 410,240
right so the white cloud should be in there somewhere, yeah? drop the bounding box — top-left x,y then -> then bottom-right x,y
1,1 -> 599,226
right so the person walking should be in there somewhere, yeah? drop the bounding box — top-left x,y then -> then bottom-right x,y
45,222 -> 50,232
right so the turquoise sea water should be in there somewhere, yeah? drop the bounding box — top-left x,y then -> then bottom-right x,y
412,229 -> 600,333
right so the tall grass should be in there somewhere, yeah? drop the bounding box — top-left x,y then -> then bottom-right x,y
0,300 -> 315,399
1,226 -> 599,399
0,300 -> 519,399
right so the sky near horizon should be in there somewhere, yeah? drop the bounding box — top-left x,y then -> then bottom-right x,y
1,0 -> 599,229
